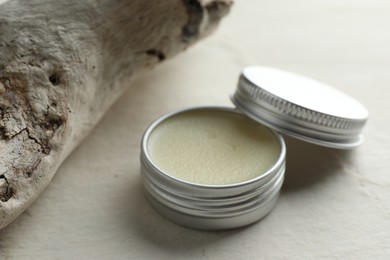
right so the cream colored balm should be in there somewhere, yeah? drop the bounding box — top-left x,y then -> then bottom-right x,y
147,109 -> 281,185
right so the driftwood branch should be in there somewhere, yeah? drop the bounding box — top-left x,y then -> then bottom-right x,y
0,0 -> 231,229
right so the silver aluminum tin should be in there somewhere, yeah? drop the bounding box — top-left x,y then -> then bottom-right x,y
232,67 -> 368,149
141,107 -> 286,230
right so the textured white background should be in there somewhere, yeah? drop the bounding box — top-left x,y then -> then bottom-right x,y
1,0 -> 390,259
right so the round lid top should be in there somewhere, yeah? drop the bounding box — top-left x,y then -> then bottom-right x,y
232,66 -> 369,149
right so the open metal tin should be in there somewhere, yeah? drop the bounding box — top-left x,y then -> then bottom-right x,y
141,107 -> 286,230
140,67 -> 368,230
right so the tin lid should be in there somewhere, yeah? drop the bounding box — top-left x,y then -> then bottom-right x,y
232,66 -> 369,149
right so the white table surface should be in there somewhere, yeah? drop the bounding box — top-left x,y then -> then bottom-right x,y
1,0 -> 389,259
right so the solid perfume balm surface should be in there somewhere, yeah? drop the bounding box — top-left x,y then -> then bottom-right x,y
147,109 -> 280,185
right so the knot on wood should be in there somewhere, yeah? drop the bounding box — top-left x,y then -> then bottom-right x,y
0,176 -> 14,202
49,74 -> 60,86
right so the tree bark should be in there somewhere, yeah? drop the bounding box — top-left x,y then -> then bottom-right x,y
0,0 -> 231,229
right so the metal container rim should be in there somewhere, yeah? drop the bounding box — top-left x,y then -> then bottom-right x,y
141,106 -> 286,190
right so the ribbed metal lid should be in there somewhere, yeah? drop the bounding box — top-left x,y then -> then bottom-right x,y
232,66 -> 369,149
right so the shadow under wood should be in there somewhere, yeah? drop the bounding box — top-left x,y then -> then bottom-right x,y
282,135 -> 353,193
